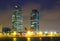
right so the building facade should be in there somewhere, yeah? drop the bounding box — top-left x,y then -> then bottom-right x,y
12,5 -> 23,32
30,9 -> 39,32
0,24 -> 2,32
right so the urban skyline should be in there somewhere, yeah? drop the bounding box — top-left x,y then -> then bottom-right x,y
0,0 -> 60,41
0,0 -> 60,32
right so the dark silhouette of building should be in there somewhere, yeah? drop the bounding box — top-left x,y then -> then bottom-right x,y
2,27 -> 11,33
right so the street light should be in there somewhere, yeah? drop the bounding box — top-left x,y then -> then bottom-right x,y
48,32 -> 54,36
44,31 -> 48,36
37,31 -> 43,37
12,31 -> 17,37
26,31 -> 34,37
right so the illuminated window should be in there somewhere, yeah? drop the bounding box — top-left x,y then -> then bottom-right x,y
31,25 -> 34,27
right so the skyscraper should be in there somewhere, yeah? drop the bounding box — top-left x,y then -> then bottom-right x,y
30,9 -> 39,32
12,5 -> 23,32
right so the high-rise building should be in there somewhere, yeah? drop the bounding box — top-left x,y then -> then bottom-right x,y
30,9 -> 39,32
12,5 -> 23,32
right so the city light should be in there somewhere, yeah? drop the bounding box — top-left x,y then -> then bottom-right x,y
0,31 -> 59,37
54,32 -> 57,35
26,31 -> 31,37
27,37 -> 30,41
26,30 -> 34,37
44,31 -> 48,34
0,33 -> 3,37
48,32 -> 54,36
12,31 -> 17,37
6,33 -> 10,36
13,38 -> 16,41
0,1 -> 60,41
37,31 -> 43,37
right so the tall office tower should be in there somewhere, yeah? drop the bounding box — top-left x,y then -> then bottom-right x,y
12,5 -> 23,32
30,9 -> 39,32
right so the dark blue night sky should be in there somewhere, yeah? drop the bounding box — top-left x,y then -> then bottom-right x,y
0,0 -> 60,10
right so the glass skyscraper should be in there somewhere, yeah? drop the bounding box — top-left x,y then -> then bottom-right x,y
30,9 -> 39,32
12,5 -> 23,32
